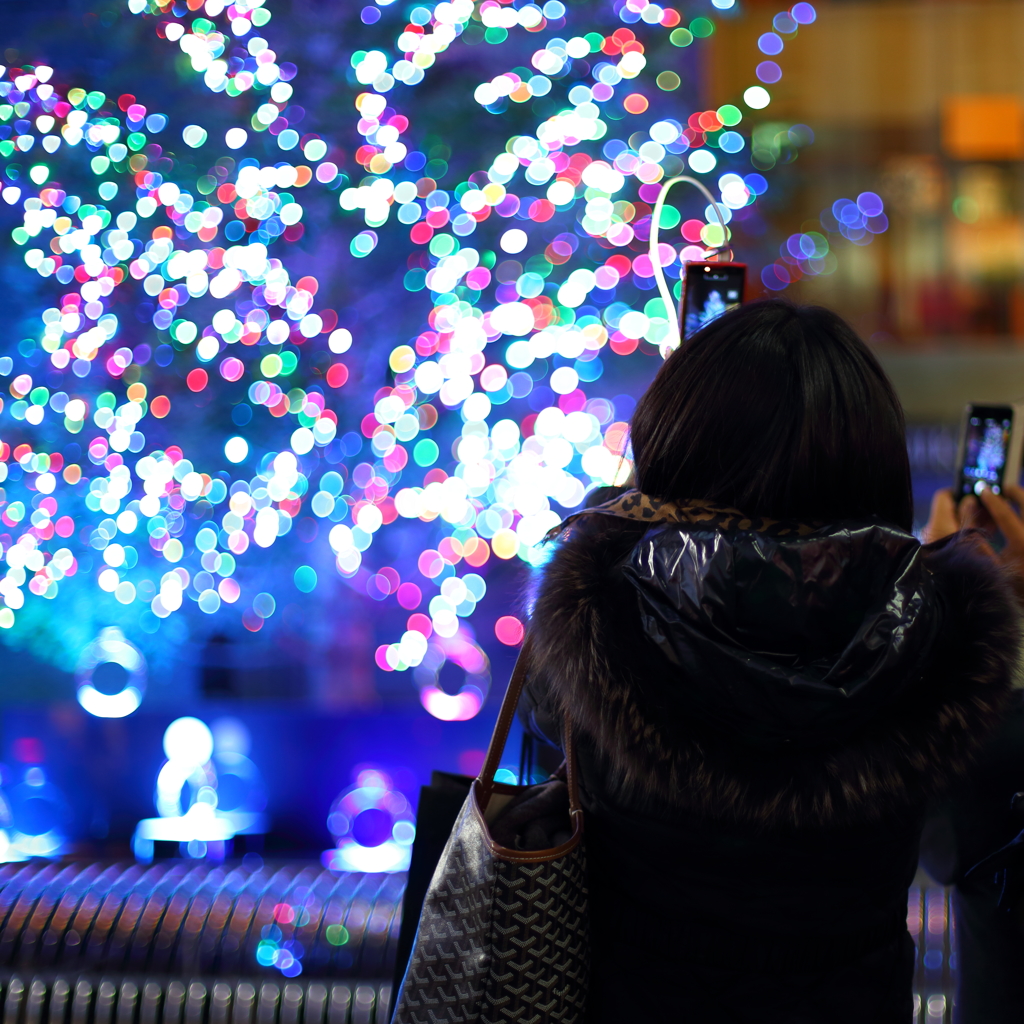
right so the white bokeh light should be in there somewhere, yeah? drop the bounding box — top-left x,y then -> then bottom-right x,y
163,717 -> 214,768
224,436 -> 249,463
744,86 -> 771,109
688,150 -> 718,174
499,228 -> 528,253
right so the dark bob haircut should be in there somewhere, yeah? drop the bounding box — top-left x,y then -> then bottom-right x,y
629,299 -> 913,530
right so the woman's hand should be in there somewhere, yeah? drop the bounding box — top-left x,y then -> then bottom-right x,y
923,489 -> 961,544
925,484 -> 1024,581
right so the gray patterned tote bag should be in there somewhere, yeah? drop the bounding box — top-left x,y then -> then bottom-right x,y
392,638 -> 589,1023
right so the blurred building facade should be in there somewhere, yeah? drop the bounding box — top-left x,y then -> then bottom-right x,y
712,0 -> 1024,344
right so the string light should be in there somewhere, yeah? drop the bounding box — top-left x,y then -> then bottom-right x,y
0,1 -> 884,717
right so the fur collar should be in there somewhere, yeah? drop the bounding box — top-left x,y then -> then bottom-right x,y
528,516 -> 1020,829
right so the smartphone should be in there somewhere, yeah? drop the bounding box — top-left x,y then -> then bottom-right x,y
954,403 -> 1024,499
681,262 -> 747,339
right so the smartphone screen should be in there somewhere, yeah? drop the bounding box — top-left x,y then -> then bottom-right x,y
682,262 -> 746,339
957,406 -> 1014,497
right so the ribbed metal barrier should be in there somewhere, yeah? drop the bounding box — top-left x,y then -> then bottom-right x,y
0,976 -> 391,1024
0,861 -> 960,1022
909,883 -> 957,1024
0,863 -> 403,982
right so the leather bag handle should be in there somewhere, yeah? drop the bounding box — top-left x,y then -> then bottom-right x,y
478,634 -> 581,815
562,715 -> 581,818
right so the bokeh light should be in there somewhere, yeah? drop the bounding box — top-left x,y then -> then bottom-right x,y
0,0 -> 886,718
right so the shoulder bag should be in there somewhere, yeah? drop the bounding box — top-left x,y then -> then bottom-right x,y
391,637 -> 589,1023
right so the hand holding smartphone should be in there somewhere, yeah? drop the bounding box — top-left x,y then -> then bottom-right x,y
954,403 -> 1024,500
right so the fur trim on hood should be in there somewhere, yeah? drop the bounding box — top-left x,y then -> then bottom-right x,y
527,515 -> 1020,829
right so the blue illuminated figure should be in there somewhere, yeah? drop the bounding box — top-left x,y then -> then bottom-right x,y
133,715 -> 266,862
323,768 -> 416,874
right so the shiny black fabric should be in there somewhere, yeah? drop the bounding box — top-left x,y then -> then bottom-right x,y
625,520 -> 941,749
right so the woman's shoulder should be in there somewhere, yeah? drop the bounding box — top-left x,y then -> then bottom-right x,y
528,518 -> 1021,829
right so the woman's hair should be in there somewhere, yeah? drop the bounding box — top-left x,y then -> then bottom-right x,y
629,299 -> 913,530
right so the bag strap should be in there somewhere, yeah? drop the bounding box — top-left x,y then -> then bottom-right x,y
478,635 -> 581,815
563,715 -> 581,818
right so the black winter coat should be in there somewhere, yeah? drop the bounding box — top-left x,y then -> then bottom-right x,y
521,496 -> 1019,1024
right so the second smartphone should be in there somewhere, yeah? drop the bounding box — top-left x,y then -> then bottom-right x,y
954,402 -> 1024,500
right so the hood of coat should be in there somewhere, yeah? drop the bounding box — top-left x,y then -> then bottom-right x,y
527,511 -> 1020,826
625,520 -> 939,749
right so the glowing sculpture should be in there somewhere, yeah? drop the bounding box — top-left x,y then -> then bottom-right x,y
133,714 -> 266,861
0,766 -> 70,860
323,768 -> 416,874
75,626 -> 147,718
